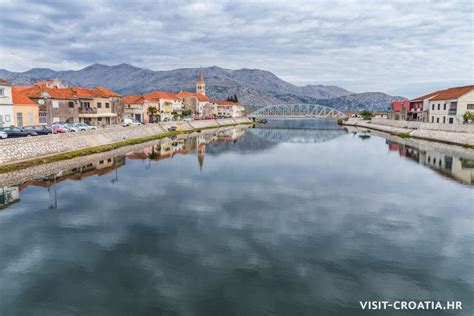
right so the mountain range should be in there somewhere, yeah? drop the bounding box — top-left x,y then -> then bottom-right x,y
0,63 -> 406,111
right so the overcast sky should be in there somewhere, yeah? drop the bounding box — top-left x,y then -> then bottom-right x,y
0,0 -> 472,97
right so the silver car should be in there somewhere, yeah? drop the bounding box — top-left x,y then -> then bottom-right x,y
73,123 -> 98,131
0,130 -> 7,139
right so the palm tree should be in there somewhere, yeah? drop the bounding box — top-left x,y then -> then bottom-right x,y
147,106 -> 158,123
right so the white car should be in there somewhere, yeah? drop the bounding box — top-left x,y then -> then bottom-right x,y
183,117 -> 193,122
123,118 -> 142,126
0,130 -> 7,139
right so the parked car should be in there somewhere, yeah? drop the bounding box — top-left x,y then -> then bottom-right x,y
183,117 -> 193,122
23,125 -> 52,135
167,126 -> 177,131
73,123 -> 97,131
0,126 -> 38,137
0,130 -> 7,139
63,123 -> 79,132
51,124 -> 67,133
123,118 -> 142,126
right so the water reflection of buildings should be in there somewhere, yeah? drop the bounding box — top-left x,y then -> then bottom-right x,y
1,156 -> 127,210
126,128 -> 242,171
386,140 -> 474,185
1,128 -> 246,211
0,186 -> 20,209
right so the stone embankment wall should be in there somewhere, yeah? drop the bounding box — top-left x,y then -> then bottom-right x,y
371,118 -> 474,133
343,118 -> 474,146
0,126 -> 247,187
0,118 -> 252,165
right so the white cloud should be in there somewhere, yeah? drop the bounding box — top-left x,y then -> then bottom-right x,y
0,0 -> 472,97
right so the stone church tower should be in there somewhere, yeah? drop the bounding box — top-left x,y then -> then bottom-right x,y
196,69 -> 206,96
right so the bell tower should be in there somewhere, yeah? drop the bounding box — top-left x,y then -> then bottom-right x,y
196,69 -> 205,96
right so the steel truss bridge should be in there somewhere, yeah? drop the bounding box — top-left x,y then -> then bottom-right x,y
250,104 -> 347,119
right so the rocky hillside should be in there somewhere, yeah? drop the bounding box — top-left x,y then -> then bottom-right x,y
0,64 -> 405,111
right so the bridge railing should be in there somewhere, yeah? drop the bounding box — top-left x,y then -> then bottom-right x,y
251,104 -> 347,119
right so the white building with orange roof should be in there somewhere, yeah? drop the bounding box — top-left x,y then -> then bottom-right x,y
123,94 -> 160,123
427,85 -> 474,124
144,91 -> 182,121
0,78 -> 14,127
215,100 -> 245,118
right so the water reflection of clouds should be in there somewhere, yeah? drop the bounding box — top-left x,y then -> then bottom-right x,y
0,126 -> 473,314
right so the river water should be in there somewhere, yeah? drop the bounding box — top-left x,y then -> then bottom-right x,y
0,120 -> 473,315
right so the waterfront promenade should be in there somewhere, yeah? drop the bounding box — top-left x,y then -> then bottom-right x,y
0,117 -> 252,169
342,118 -> 474,147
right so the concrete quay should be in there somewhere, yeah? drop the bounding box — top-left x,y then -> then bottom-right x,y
342,118 -> 474,147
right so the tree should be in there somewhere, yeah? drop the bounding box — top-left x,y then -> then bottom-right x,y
360,110 -> 373,120
182,109 -> 193,117
463,111 -> 474,123
147,106 -> 158,122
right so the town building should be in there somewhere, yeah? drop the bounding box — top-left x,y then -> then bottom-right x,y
0,79 -> 14,127
215,100 -> 246,117
408,91 -> 440,121
12,86 -> 39,126
176,91 -> 212,117
145,91 -> 182,121
388,100 -> 409,120
123,94 -> 160,123
427,85 -> 474,124
19,81 -> 123,126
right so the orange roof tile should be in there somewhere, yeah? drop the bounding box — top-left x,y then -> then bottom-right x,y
145,91 -> 178,100
123,95 -> 145,104
430,85 -> 474,101
176,91 -> 209,102
94,86 -> 121,97
215,100 -> 240,106
0,78 -> 10,85
410,91 -> 441,102
12,86 -> 37,105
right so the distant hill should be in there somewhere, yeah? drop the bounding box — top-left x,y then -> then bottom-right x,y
0,64 -> 405,111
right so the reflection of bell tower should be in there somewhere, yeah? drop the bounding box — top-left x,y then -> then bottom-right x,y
197,137 -> 206,172
196,69 -> 205,96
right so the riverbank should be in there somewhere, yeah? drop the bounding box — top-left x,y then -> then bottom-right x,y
0,118 -> 253,173
342,118 -> 474,148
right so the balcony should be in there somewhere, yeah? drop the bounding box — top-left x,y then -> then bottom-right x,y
79,107 -> 97,114
448,109 -> 457,115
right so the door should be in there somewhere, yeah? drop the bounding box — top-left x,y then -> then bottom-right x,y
16,113 -> 23,127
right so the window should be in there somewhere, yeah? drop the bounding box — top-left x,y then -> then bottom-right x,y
105,102 -> 110,108
432,104 -> 434,110
68,101 -> 74,108
436,117 -> 440,123
5,115 -> 10,122
443,104 -> 446,110
431,116 -> 434,122
0,88 -> 4,96
443,116 -> 445,123
16,113 -> 23,127
97,102 -> 102,108
449,117 -> 454,124
53,117 -> 60,123
467,104 -> 474,110
39,112 -> 47,124
52,100 -> 59,108
437,104 -> 440,110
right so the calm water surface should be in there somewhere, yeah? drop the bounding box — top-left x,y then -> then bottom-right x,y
0,120 -> 473,315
